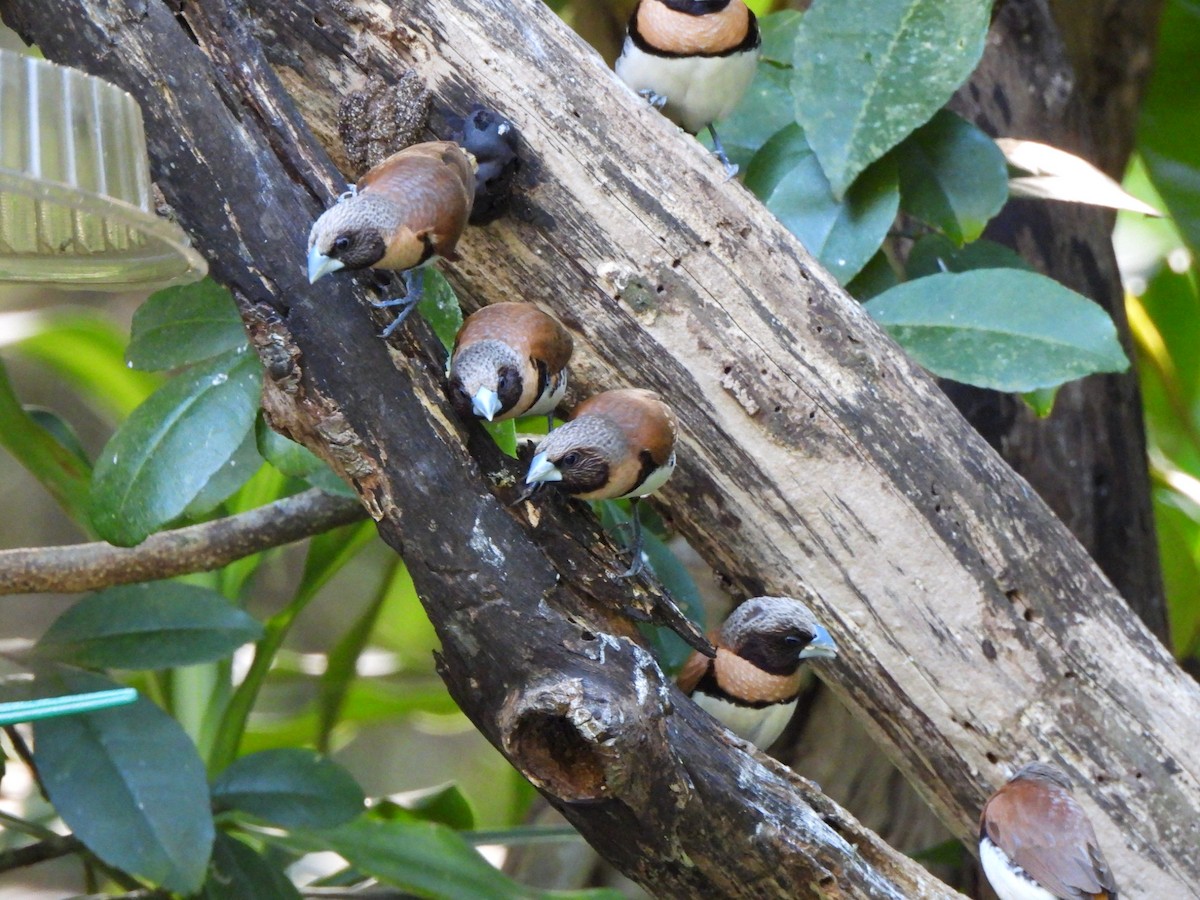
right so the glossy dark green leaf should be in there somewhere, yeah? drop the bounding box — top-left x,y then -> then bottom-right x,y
1138,0 -> 1200,256
1020,387 -> 1058,418
90,348 -> 263,546
256,418 -> 324,479
419,269 -> 463,353
792,0 -> 991,197
845,250 -> 900,301
745,125 -> 898,283
709,65 -> 795,170
128,279 -> 247,372
26,407 -> 90,469
34,582 -> 262,670
283,816 -> 622,900
34,671 -> 213,893
896,110 -> 1008,243
199,832 -> 302,900
906,234 -> 1034,279
212,749 -> 364,829
865,269 -> 1130,391
184,428 -> 264,517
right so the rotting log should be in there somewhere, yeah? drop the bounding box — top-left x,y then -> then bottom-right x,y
0,1 -> 964,896
4,0 -> 1199,896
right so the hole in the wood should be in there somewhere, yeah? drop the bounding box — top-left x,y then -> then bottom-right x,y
1005,589 -> 1021,603
808,410 -> 816,419
1023,608 -> 1037,622
739,226 -> 751,238
703,240 -> 712,248
671,258 -> 681,268
1063,670 -> 1076,679
986,751 -> 999,765
507,711 -> 607,801
723,365 -> 733,375
313,13 -> 325,27
934,504 -> 943,513
980,639 -> 996,661
815,325 -> 823,333
655,284 -> 664,294
1135,771 -> 1144,780
773,405 -> 781,413
580,630 -> 597,642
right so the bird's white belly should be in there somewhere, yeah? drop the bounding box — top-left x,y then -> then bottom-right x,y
980,838 -> 1057,900
616,43 -> 758,134
692,693 -> 796,750
620,451 -> 675,499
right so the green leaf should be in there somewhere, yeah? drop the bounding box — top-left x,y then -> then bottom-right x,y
90,348 -> 263,546
375,783 -> 476,831
760,10 -> 804,66
709,65 -> 795,171
484,419 -> 519,458
745,125 -> 898,283
1020,387 -> 1058,418
419,269 -> 464,353
26,407 -> 90,468
792,0 -> 991,197
895,110 -> 1008,243
199,832 -> 302,900
906,234 -> 1034,279
127,279 -> 247,372
212,749 -> 364,829
184,427 -> 265,517
846,250 -> 900,301
1135,0 -> 1200,257
14,315 -> 160,420
256,418 -> 324,479
283,817 -> 622,900
34,582 -> 263,670
34,671 -> 213,893
865,269 -> 1130,391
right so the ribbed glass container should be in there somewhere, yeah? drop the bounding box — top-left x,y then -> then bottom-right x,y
0,49 -> 206,289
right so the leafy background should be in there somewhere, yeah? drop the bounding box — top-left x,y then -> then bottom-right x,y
1,0 -> 1199,897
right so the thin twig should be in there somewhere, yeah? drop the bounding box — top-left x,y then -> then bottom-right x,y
0,834 -> 81,874
0,488 -> 367,596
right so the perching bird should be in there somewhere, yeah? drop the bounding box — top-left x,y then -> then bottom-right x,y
449,106 -> 521,226
979,763 -> 1119,900
307,141 -> 476,337
677,597 -> 837,749
524,388 -> 676,576
615,0 -> 761,177
448,303 -> 573,426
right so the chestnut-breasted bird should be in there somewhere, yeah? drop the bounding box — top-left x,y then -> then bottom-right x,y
524,388 -> 676,576
448,302 -> 573,426
615,0 -> 761,177
677,597 -> 837,749
979,763 -> 1119,900
307,141 -> 476,337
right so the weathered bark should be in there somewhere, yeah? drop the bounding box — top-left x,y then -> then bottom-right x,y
0,1 -> 961,896
947,0 -> 1168,638
7,1 -> 1200,897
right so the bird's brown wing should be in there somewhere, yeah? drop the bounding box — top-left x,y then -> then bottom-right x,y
455,303 -> 573,370
982,780 -> 1118,899
573,389 -> 676,467
360,142 -> 475,263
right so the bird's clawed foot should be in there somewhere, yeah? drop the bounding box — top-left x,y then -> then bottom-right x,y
374,269 -> 424,338
707,124 -> 739,181
638,88 -> 668,109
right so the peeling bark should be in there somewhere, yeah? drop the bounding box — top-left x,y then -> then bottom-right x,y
5,0 -> 1199,896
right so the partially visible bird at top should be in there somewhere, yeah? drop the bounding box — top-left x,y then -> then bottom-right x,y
449,106 -> 522,226
979,762 -> 1119,900
307,140 -> 475,337
677,596 -> 837,749
448,302 -> 573,427
615,0 -> 761,178
523,388 -> 676,577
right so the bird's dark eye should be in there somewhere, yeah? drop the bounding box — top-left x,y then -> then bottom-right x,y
499,369 -> 518,392
783,633 -> 809,647
332,235 -> 351,254
561,452 -> 579,468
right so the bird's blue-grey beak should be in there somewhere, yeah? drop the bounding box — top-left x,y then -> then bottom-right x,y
307,247 -> 345,284
472,387 -> 502,422
525,451 -> 563,486
800,625 -> 838,660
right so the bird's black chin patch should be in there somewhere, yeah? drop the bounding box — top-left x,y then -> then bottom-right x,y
661,0 -> 731,15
